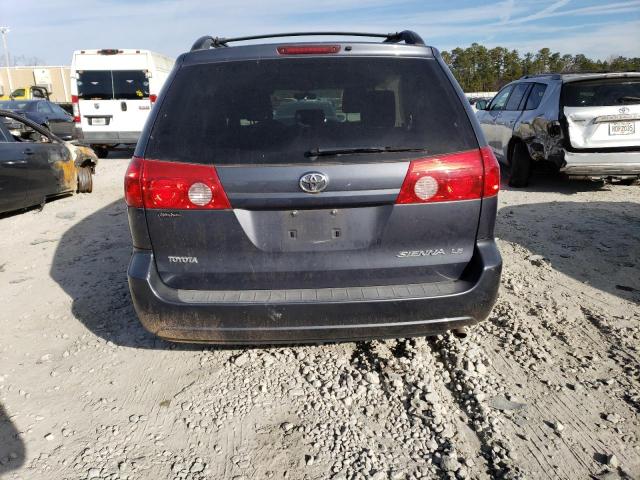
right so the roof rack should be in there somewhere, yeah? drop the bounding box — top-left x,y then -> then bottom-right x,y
519,70 -> 639,80
557,69 -> 639,74
190,30 -> 425,51
519,73 -> 562,80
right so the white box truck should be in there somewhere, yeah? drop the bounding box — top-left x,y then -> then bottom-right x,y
70,49 -> 174,158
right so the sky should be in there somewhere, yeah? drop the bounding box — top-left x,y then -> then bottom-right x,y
2,0 -> 640,65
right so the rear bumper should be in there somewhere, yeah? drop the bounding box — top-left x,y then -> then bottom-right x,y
561,150 -> 640,176
127,240 -> 502,344
75,128 -> 140,145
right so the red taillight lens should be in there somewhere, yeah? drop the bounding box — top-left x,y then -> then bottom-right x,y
396,149 -> 492,204
124,156 -> 144,207
124,157 -> 230,210
277,45 -> 340,55
480,146 -> 500,197
149,94 -> 157,104
71,94 -> 80,123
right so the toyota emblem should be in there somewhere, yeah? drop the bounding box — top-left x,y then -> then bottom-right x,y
299,172 -> 329,193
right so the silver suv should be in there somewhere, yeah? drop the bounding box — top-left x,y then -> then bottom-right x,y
476,72 -> 640,186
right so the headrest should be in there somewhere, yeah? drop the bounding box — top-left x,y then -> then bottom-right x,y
362,90 -> 396,128
342,87 -> 368,113
342,89 -> 396,126
232,89 -> 273,122
295,108 -> 325,127
367,91 -> 395,114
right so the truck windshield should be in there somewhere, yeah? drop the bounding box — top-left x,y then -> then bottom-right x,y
77,70 -> 149,100
146,57 -> 477,165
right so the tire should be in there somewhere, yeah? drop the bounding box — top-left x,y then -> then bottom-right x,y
77,166 -> 93,193
93,146 -> 109,159
509,142 -> 532,188
618,177 -> 639,186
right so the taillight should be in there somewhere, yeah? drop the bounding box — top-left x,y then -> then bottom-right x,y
480,146 -> 500,197
124,157 -> 230,210
71,95 -> 80,123
396,148 -> 499,204
124,156 -> 144,207
277,45 -> 340,55
149,94 -> 157,104
98,49 -> 122,55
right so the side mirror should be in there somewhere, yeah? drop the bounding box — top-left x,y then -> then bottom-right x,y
475,100 -> 488,111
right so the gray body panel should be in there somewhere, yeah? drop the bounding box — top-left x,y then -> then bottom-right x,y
128,240 -> 501,344
146,200 -> 480,290
217,161 -> 409,209
183,42 -> 434,66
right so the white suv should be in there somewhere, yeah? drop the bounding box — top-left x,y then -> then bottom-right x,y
476,72 -> 640,186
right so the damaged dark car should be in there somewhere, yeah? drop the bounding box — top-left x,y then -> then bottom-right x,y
476,72 -> 640,186
0,109 -> 96,214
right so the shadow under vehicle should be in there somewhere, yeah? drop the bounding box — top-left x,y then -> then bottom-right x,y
50,198 -> 195,349
0,403 -> 25,476
49,196 -> 306,351
496,200 -> 639,304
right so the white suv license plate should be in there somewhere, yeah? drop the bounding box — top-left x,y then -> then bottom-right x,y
609,121 -> 635,135
92,118 -> 107,126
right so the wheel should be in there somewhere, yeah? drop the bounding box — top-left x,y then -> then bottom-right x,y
93,146 -> 109,159
509,142 -> 531,188
617,177 -> 639,186
77,166 -> 93,193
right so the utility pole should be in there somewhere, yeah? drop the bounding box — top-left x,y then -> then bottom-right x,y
0,27 -> 13,92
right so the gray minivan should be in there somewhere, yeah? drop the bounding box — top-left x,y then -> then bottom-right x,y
124,31 -> 502,344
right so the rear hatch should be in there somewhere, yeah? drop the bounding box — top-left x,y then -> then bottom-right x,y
562,76 -> 640,149
77,70 -> 152,134
137,53 -> 494,291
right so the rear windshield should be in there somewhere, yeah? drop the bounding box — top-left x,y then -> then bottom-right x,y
146,57 -> 477,164
563,78 -> 640,107
77,70 -> 149,100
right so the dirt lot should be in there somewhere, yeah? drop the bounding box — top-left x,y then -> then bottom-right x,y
1,154 -> 638,480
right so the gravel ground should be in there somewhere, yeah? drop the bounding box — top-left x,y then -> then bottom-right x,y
0,154 -> 638,480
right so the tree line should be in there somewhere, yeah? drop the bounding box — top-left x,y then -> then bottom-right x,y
441,43 -> 640,92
